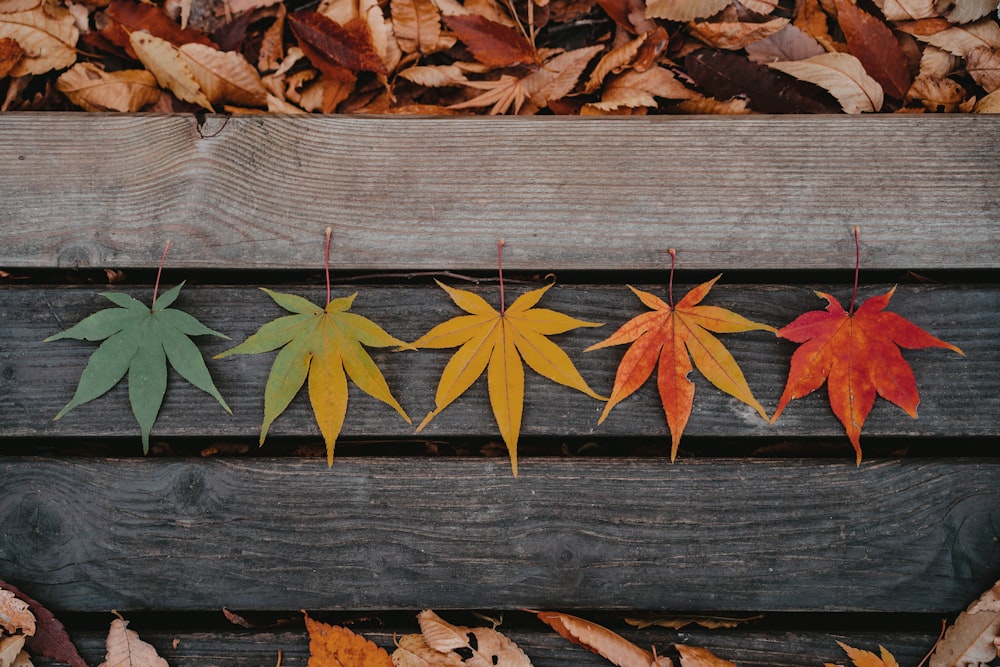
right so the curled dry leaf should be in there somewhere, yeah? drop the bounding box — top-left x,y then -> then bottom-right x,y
97,618 -> 168,667
0,581 -> 85,667
0,4 -> 77,76
645,0 -> 730,21
392,634 -> 464,666
522,44 -> 603,107
769,52 -> 884,112
918,45 -> 959,77
929,579 -> 1000,667
689,16 -> 788,50
534,611 -> 656,667
584,31 -> 648,92
130,30 -> 214,110
744,23 -> 825,63
0,590 -> 35,637
672,95 -> 750,112
102,0 -> 215,56
179,42 -> 268,106
590,66 -> 699,110
56,62 -> 160,111
415,610 -> 532,667
906,72 -> 967,110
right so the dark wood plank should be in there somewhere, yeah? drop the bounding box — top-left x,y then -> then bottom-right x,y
1,115 -> 998,271
2,283 -> 993,441
2,457 -> 998,613
43,627 -> 939,667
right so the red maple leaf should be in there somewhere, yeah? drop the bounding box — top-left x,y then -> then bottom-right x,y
770,287 -> 963,462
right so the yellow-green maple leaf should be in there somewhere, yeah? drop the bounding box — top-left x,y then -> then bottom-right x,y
216,288 -> 410,465
413,280 -> 605,476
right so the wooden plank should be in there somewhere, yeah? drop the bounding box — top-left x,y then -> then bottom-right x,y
43,627 -> 940,667
2,283 -> 993,442
1,114 -> 998,271
2,457 -> 997,613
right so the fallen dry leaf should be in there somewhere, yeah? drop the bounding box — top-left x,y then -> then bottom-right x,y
522,44 -> 603,107
875,0 -> 938,21
769,52 -> 884,112
130,29 -> 214,110
689,17 -> 788,50
965,46 -> 1000,92
392,633 -> 465,666
534,611 -> 658,667
414,611 -> 532,666
917,19 -> 1000,57
929,579 -> 1000,667
304,612 -> 392,667
0,636 -> 25,667
0,4 -> 77,76
179,42 -> 268,106
390,0 -> 442,54
836,0 -> 911,99
56,62 -> 160,111
442,13 -> 540,67
0,37 -> 24,77
906,72 -> 968,111
97,618 -> 168,667
0,591 -> 34,637
975,87 -> 1000,111
0,582 -> 85,667
826,641 -> 900,667
945,0 -> 997,24
625,614 -> 763,630
288,10 -> 387,81
645,0 -> 730,22
589,65 -> 699,110
744,23 -> 825,63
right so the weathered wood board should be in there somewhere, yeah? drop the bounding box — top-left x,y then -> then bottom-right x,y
2,458 -> 998,614
0,114 -> 998,271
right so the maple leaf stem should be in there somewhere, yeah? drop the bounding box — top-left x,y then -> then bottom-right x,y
667,248 -> 676,308
850,226 -> 860,315
152,240 -> 171,307
325,226 -> 332,307
498,238 -> 506,315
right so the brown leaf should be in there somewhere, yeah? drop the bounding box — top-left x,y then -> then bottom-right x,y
929,580 -> 1000,667
391,634 -> 465,666
534,611 -> 656,667
303,612 -> 392,667
672,95 -> 750,112
415,610 -> 532,666
689,16 -> 788,50
836,0 -> 911,98
645,0 -> 730,21
0,581 -> 85,667
442,13 -> 540,67
918,19 -> 1000,56
625,614 -> 763,630
965,45 -> 1000,91
975,87 -> 1000,111
0,591 -> 34,637
522,44 -> 602,106
0,636 -> 25,667
0,4 -> 77,75
102,0 -> 215,56
769,52 -> 883,112
398,63 -> 469,85
584,30 -> 648,92
0,0 -> 41,13
745,23 -> 825,62
179,42 -> 268,106
0,37 -> 24,77
130,29 -> 213,109
391,0 -> 442,54
57,62 -> 160,110
793,0 -> 837,51
906,72 -> 966,110
591,65 -> 699,109
676,645 -> 737,667
450,73 -> 528,113
945,0 -> 997,24
97,618 -> 168,667
875,0 -> 938,21
289,10 -> 387,80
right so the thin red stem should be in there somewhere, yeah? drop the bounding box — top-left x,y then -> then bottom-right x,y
498,239 -> 506,315
667,248 -> 676,308
325,227 -> 332,307
849,226 -> 860,314
152,240 -> 171,306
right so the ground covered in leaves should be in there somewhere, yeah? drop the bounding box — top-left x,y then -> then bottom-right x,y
1,0 -> 999,113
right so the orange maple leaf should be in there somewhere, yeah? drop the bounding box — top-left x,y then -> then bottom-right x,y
304,612 -> 392,667
825,641 -> 900,667
587,273 -> 775,460
770,287 -> 963,462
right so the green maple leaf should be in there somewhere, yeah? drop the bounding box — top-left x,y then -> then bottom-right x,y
45,282 -> 231,452
215,288 -> 411,465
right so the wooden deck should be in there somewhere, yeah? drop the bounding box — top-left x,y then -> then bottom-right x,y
1,113 -> 998,667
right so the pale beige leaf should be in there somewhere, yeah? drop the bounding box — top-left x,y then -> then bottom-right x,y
919,19 -> 1000,56
965,45 -> 1000,91
522,44 -> 602,106
450,74 -> 528,114
646,0 -> 730,21
0,636 -> 24,667
584,31 -> 646,92
391,0 -> 441,53
872,0 -> 938,20
741,0 -> 778,13
178,42 -> 267,106
130,30 -> 213,110
464,0 -> 517,25
258,4 -> 285,71
769,52 -> 883,112
672,96 -> 750,112
906,72 -> 966,110
0,4 -> 76,76
675,645 -> 738,667
975,87 -> 1000,111
9,651 -> 30,667
930,580 -> 1000,667
429,0 -> 469,16
318,0 -> 356,24
399,63 -> 468,86
942,0 -> 996,24
291,74 -> 353,111
391,634 -> 464,666
744,23 -> 825,62
224,0 -> 282,14
267,92 -> 308,112
535,611 -> 654,667
592,65 -> 698,109
57,62 -> 160,111
918,44 -> 959,77
689,16 -> 788,49
0,0 -> 41,13
0,591 -> 34,637
416,611 -> 532,667
97,618 -> 168,667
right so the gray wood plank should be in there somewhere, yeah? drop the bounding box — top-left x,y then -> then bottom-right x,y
1,114 -> 998,271
2,283 -> 993,442
2,457 -> 998,614
44,627 -> 940,667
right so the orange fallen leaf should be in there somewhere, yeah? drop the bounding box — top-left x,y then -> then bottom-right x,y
825,641 -> 900,667
441,13 -> 540,68
587,251 -> 774,461
407,610 -> 532,666
303,612 -> 392,667
0,591 -> 34,637
929,578 -> 1000,667
97,617 -> 168,667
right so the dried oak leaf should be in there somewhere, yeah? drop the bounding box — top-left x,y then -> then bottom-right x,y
130,30 -> 214,110
0,4 -> 77,76
46,281 -> 231,453
413,279 -> 604,476
768,52 -> 884,112
303,612 -> 392,667
586,276 -> 774,460
442,13 -> 540,67
411,610 -> 532,667
0,581 -> 85,667
685,48 -> 834,112
770,287 -> 963,463
826,641 -> 900,667
57,62 -> 160,111
97,618 -> 167,667
835,0 -> 911,99
216,288 -> 410,465
0,37 -> 24,78
929,579 -> 1000,667
645,0 -> 729,22
289,10 -> 387,81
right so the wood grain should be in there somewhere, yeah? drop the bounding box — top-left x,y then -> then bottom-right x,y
2,457 -> 998,614
2,283 -> 992,442
1,114 -> 997,271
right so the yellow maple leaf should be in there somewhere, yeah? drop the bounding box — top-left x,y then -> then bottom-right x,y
413,278 -> 604,476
